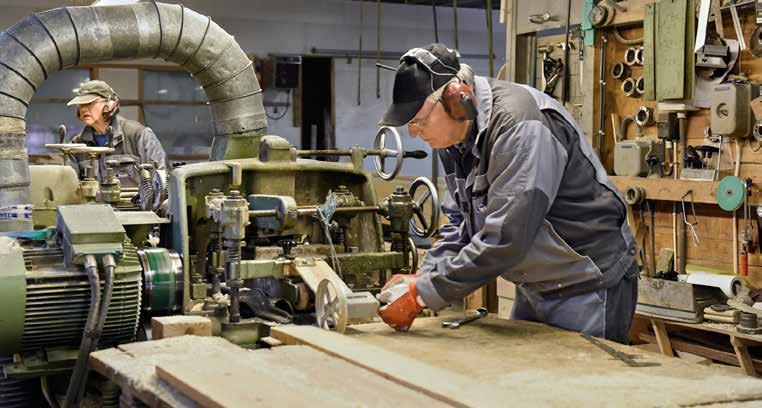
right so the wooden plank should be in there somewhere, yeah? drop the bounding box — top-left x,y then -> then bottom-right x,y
155,357 -> 307,408
278,317 -> 762,406
652,319 -> 676,357
151,316 -> 212,340
655,0 -> 686,99
155,348 -> 450,408
89,342 -> 200,407
644,315 -> 762,344
270,325 -> 508,408
609,175 -> 762,205
731,336 -> 760,377
93,336 -> 448,408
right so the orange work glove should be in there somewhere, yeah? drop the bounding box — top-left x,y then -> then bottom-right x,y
376,274 -> 424,332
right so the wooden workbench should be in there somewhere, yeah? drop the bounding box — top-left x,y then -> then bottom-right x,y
90,316 -> 762,407
640,314 -> 762,377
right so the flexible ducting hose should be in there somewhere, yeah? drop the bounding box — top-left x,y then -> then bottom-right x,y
0,3 -> 267,231
62,255 -> 100,408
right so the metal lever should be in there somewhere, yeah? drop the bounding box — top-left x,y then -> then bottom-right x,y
403,150 -> 428,159
58,124 -> 66,144
442,307 -> 488,329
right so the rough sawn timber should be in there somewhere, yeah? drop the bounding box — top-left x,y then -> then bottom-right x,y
272,316 -> 762,407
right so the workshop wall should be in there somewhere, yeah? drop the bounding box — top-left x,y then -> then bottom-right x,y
598,4 -> 762,288
0,0 -> 505,178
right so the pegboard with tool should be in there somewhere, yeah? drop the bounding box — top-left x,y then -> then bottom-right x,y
579,0 -> 762,321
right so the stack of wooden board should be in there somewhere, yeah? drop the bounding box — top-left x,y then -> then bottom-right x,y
90,316 -> 762,407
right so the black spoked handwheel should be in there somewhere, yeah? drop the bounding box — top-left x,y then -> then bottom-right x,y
409,177 -> 440,238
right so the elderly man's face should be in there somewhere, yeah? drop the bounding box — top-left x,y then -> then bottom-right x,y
78,99 -> 108,127
407,95 -> 469,149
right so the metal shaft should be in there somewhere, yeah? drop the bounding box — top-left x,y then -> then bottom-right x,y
249,205 -> 381,219
561,0 -> 572,103
226,240 -> 242,323
597,35 -> 608,160
678,113 -> 688,274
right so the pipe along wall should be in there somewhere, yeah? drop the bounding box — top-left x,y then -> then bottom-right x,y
0,2 -> 267,231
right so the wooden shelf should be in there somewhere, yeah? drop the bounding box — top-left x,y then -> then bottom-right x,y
609,175 -> 762,206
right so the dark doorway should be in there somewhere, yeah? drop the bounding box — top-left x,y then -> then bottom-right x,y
300,57 -> 334,158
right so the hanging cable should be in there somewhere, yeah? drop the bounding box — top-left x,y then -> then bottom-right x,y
453,0 -> 459,49
432,0 -> 439,43
486,0 -> 494,77
358,0 -> 364,106
376,0 -> 381,98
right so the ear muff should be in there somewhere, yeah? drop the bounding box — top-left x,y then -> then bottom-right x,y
441,80 -> 477,121
102,94 -> 119,120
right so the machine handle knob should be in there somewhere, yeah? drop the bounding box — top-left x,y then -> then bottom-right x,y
58,124 -> 67,144
403,150 -> 428,159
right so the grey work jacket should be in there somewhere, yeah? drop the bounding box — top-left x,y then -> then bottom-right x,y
415,76 -> 639,310
68,115 -> 167,183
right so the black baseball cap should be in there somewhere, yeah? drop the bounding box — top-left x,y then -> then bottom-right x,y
380,43 -> 461,127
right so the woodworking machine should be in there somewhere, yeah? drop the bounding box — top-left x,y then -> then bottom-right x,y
0,3 -> 438,406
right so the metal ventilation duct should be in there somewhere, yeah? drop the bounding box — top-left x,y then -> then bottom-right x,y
0,3 -> 267,230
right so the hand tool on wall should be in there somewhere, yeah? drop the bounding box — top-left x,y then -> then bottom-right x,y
598,34 -> 608,159
717,176 -> 749,276
730,2 -> 747,50
682,190 -> 701,248
648,201 -> 656,275
751,0 -> 762,56
741,178 -> 753,277
442,307 -> 488,329
756,206 -> 762,248
543,56 -> 564,96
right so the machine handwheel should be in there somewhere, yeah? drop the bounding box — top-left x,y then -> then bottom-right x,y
152,169 -> 169,211
407,236 -> 419,274
409,177 -> 440,238
373,126 -> 404,181
315,279 -> 348,333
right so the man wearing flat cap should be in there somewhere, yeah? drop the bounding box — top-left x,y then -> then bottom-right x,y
67,80 -> 166,183
375,44 -> 639,344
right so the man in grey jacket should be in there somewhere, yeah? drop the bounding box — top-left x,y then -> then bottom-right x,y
67,80 -> 167,184
376,44 -> 639,344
